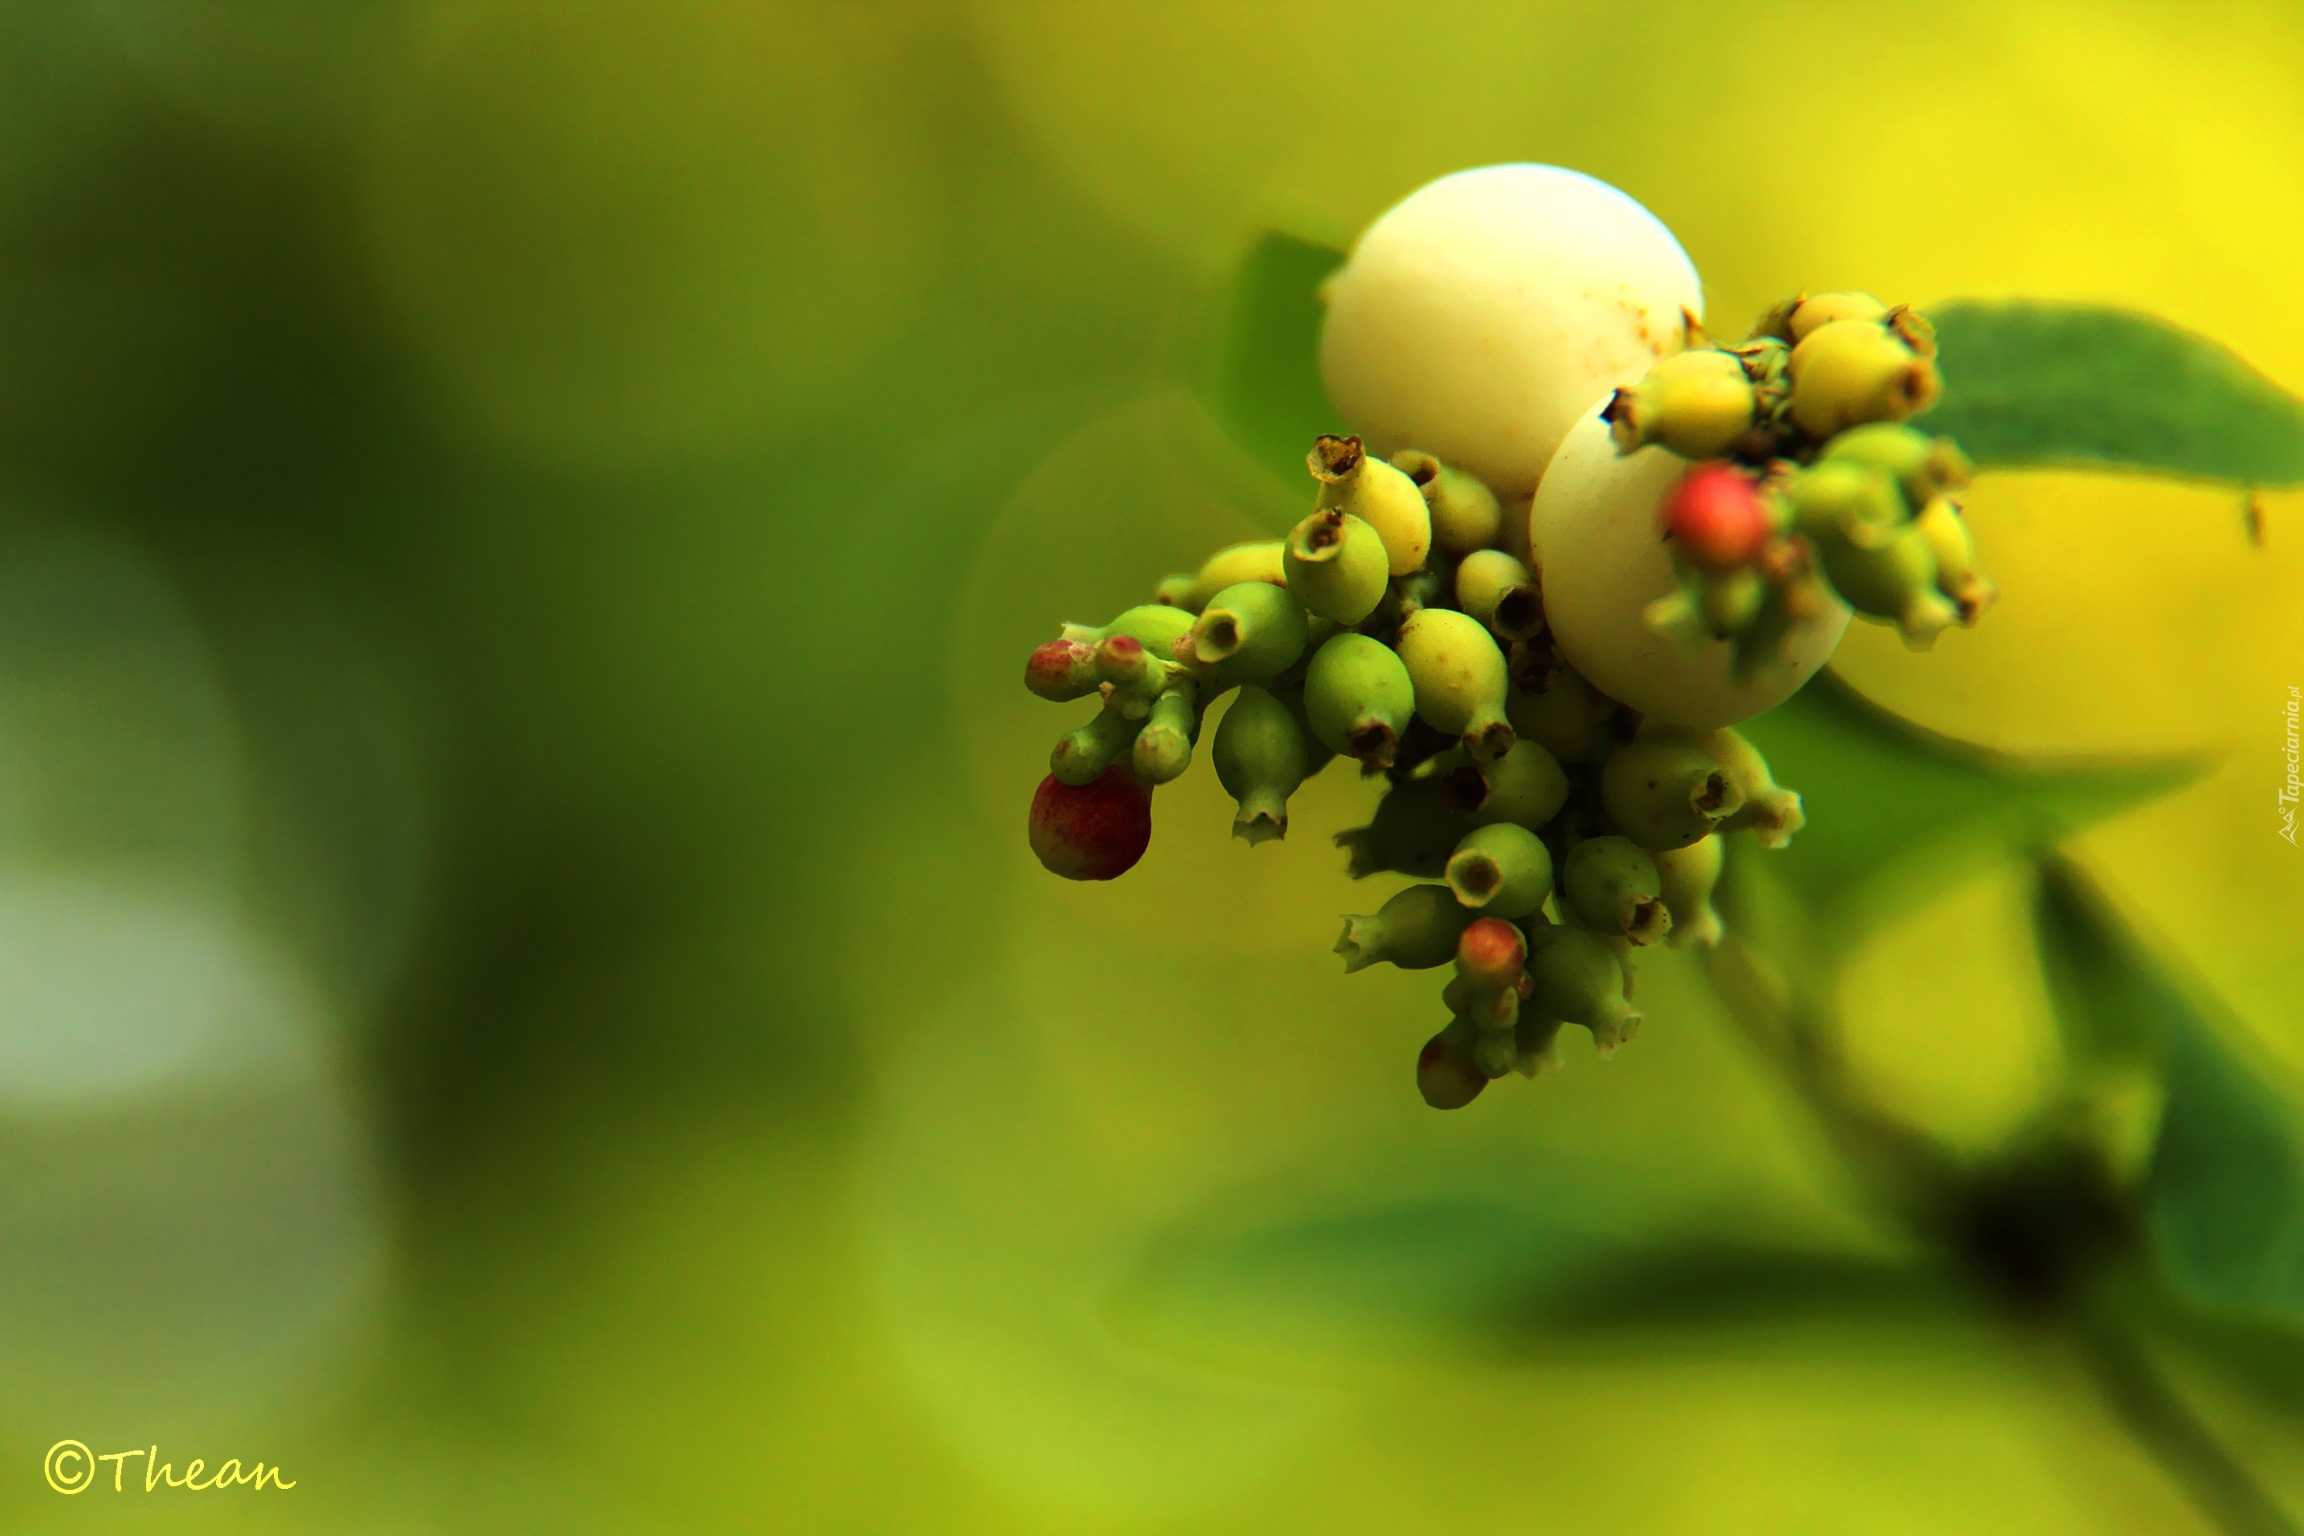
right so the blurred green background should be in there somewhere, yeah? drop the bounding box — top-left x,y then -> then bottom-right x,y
3,2 -> 2303,1531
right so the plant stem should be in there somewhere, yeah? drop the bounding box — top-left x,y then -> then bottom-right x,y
2074,1318 -> 2302,1536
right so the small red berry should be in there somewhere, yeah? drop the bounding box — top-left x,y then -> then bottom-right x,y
1455,916 -> 1527,990
1028,768 -> 1152,881
1662,462 -> 1773,571
1025,638 -> 1098,701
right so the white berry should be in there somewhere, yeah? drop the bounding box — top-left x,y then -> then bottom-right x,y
1320,164 -> 1704,498
1529,404 -> 1849,729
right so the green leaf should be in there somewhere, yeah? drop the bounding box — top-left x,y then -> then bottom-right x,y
1734,670 -> 2199,948
1921,300 -> 2304,486
2031,853 -> 2182,1071
1109,1194 -> 1933,1375
1198,232 -> 1344,488
2149,1010 -> 2304,1324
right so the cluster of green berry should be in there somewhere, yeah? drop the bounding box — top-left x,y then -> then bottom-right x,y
1022,286 -> 1993,1110
1616,294 -> 1997,673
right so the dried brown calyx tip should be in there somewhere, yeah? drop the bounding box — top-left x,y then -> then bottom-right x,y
1491,585 -> 1545,641
1347,720 -> 1398,770
1290,506 -> 1349,560
1884,304 -> 1937,359
1440,764 -> 1490,816
1391,448 -> 1440,487
1750,293 -> 1806,343
1680,307 -> 1711,349
1693,769 -> 1736,816
1308,433 -> 1366,484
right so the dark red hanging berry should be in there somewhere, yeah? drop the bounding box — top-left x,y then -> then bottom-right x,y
1028,768 -> 1152,881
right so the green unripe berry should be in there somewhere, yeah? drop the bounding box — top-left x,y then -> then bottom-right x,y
1212,685 -> 1309,844
1050,703 -> 1144,787
1915,496 -> 1997,625
1416,1014 -> 1487,1110
1395,608 -> 1514,762
1507,663 -> 1609,764
1788,458 -> 1909,550
1600,734 -> 1743,849
1177,541 -> 1286,613
1444,822 -> 1554,919
1060,603 -> 1196,655
1310,434 -> 1432,576
1441,738 -> 1570,829
1392,450 -> 1503,556
1335,883 -> 1476,972
1333,773 -> 1469,879
1786,290 -> 1888,342
1562,835 -> 1671,946
1816,522 -> 1959,650
1822,422 -> 1972,510
1683,724 -> 1805,849
1527,925 -> 1641,1056
1131,685 -> 1199,786
1304,631 -> 1416,769
1284,507 -> 1390,624
1180,580 -> 1308,684
1652,834 -> 1724,948
1604,347 -> 1756,460
1787,318 -> 1941,439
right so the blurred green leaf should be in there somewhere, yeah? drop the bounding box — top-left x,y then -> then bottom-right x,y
1737,671 -> 2199,947
1922,301 -> 2304,485
1198,232 -> 1344,488
2149,1010 -> 2304,1324
1111,1193 -> 1932,1375
2032,853 -> 2181,1072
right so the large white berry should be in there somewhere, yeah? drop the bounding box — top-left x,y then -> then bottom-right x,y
1319,164 -> 1704,498
1530,404 -> 1849,729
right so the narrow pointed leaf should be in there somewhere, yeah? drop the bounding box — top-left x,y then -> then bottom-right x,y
1735,671 -> 2199,945
1199,232 -> 1344,488
2150,1014 -> 2304,1323
1922,301 -> 2304,486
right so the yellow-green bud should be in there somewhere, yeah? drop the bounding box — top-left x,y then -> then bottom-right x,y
1335,882 -> 1475,972
1060,603 -> 1197,655
1507,663 -> 1610,764
1788,457 -> 1910,550
1821,422 -> 1972,510
1604,347 -> 1757,460
1441,738 -> 1570,829
1050,702 -> 1143,787
1283,507 -> 1390,625
1396,608 -> 1514,762
1600,734 -> 1743,850
1787,291 -> 1888,342
1212,685 -> 1309,844
1453,548 -> 1530,631
1304,632 -> 1416,770
1392,450 -> 1503,556
1787,319 -> 1942,439
1561,835 -> 1670,946
1652,834 -> 1724,948
1153,572 -> 1197,608
1334,774 -> 1469,880
1526,924 -> 1641,1056
1816,523 -> 1959,650
1130,684 -> 1199,785
1310,434 -> 1432,576
1444,822 -> 1554,919
1915,496 -> 1997,625
1682,724 -> 1805,849
1179,581 -> 1308,684
1178,541 -> 1286,613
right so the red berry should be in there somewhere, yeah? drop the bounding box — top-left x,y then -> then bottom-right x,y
1024,638 -> 1097,701
1028,768 -> 1152,880
1662,462 -> 1772,571
1455,916 -> 1527,989
1416,1027 -> 1487,1110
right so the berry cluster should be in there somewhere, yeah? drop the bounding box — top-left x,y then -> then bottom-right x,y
1621,295 -> 1997,672
1022,266 -> 1995,1110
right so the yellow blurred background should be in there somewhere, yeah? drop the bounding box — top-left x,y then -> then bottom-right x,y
2,2 -> 2301,1531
